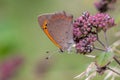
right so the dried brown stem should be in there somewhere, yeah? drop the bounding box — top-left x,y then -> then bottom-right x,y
113,56 -> 120,66
107,67 -> 120,76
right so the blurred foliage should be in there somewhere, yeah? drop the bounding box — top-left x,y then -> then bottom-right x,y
0,18 -> 19,59
0,0 -> 120,80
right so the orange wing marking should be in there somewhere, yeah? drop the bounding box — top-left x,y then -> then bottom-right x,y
42,20 -> 62,49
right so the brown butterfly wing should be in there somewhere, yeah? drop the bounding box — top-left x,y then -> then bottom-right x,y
38,11 -> 73,51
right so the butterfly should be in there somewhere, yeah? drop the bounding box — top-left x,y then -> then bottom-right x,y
38,11 -> 74,52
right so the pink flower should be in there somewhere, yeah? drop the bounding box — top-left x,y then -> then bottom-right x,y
73,12 -> 115,54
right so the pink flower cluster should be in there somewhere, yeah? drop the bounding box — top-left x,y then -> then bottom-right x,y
75,33 -> 97,54
94,0 -> 117,13
0,56 -> 23,80
73,12 -> 115,54
73,12 -> 92,38
89,13 -> 115,31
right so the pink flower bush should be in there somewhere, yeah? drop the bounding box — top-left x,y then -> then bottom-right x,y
73,12 -> 115,54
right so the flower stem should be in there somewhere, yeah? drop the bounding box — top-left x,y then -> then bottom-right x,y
97,39 -> 106,48
113,56 -> 120,66
96,33 -> 106,48
107,67 -> 120,76
104,31 -> 109,48
94,47 -> 106,51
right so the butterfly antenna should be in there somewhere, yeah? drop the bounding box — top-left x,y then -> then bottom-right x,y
45,50 -> 60,59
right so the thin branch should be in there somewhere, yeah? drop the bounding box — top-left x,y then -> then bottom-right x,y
96,33 -> 106,48
94,47 -> 106,52
104,31 -> 109,48
107,67 -> 120,76
113,48 -> 120,54
113,56 -> 120,66
97,39 -> 106,48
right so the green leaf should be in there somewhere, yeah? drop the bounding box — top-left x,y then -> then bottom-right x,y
96,52 -> 114,67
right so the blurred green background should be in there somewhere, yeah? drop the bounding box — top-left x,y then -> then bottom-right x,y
0,0 -> 120,80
